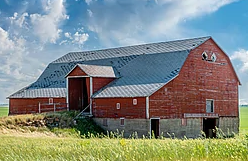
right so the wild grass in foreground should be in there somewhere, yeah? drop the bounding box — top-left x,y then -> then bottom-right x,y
0,135 -> 248,161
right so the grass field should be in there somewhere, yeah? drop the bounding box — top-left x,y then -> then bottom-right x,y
240,106 -> 248,133
0,107 -> 247,160
0,107 -> 8,117
0,135 -> 248,161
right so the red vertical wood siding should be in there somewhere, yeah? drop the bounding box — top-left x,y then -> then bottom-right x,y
93,97 -> 146,118
93,77 -> 115,93
9,98 -> 66,115
68,66 -> 87,76
149,39 -> 239,119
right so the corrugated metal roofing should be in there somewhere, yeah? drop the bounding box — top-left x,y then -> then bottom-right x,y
53,36 -> 210,63
8,88 -> 66,98
92,51 -> 188,98
8,36 -> 210,98
76,64 -> 117,78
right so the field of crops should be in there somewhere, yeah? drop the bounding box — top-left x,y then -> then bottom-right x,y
0,107 -> 8,117
0,107 -> 247,160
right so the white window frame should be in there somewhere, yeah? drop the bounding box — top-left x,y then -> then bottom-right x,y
120,118 -> 125,126
116,103 -> 120,109
133,99 -> 137,105
206,99 -> 214,113
202,51 -> 208,61
49,98 -> 53,105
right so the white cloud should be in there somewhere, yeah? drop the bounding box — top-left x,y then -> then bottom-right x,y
9,12 -> 29,28
30,0 -> 69,44
231,49 -> 248,72
73,32 -> 89,44
86,0 -> 238,46
0,27 -> 39,103
64,32 -> 72,39
240,99 -> 248,105
85,0 -> 93,5
87,9 -> 93,17
62,30 -> 89,45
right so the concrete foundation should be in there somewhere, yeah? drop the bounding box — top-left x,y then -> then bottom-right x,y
93,117 -> 239,138
218,117 -> 239,136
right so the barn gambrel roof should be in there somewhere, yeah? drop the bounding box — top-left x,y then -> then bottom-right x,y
8,36 -> 210,98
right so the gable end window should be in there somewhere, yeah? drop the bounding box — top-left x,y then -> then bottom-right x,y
202,51 -> 208,61
206,99 -> 214,113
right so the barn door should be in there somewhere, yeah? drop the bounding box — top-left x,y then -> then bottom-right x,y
151,119 -> 160,138
203,118 -> 218,138
82,78 -> 89,111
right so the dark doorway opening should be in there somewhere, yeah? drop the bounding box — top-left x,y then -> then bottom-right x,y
69,78 -> 89,111
151,119 -> 159,138
82,78 -> 89,112
203,118 -> 217,138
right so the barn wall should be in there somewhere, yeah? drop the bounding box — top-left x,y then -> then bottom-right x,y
92,97 -> 146,119
68,66 -> 87,76
149,38 -> 239,119
94,117 -> 238,138
159,118 -> 202,138
93,77 -> 115,93
219,117 -> 239,134
93,118 -> 150,137
9,98 -> 66,115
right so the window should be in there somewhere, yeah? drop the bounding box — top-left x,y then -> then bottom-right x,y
206,99 -> 214,113
116,103 -> 120,109
120,118 -> 125,126
133,99 -> 137,105
211,53 -> 217,62
49,98 -> 53,104
181,118 -> 187,126
202,51 -> 208,61
103,119 -> 108,127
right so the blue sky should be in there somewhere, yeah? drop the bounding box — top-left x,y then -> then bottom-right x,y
0,0 -> 247,104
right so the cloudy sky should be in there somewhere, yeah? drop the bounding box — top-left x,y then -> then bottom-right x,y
0,0 -> 247,104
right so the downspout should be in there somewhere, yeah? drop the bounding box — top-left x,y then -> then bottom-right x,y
90,77 -> 93,115
146,96 -> 150,138
146,96 -> 149,119
66,77 -> 69,111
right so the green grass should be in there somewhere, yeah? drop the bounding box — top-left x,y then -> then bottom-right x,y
0,135 -> 248,161
0,107 -> 8,117
240,106 -> 248,133
0,108 -> 248,160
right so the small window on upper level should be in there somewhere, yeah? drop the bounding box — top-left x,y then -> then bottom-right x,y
133,99 -> 137,105
206,99 -> 214,113
202,51 -> 208,61
49,98 -> 53,104
116,103 -> 120,109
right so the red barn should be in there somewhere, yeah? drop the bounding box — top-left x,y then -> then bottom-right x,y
8,36 -> 240,138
